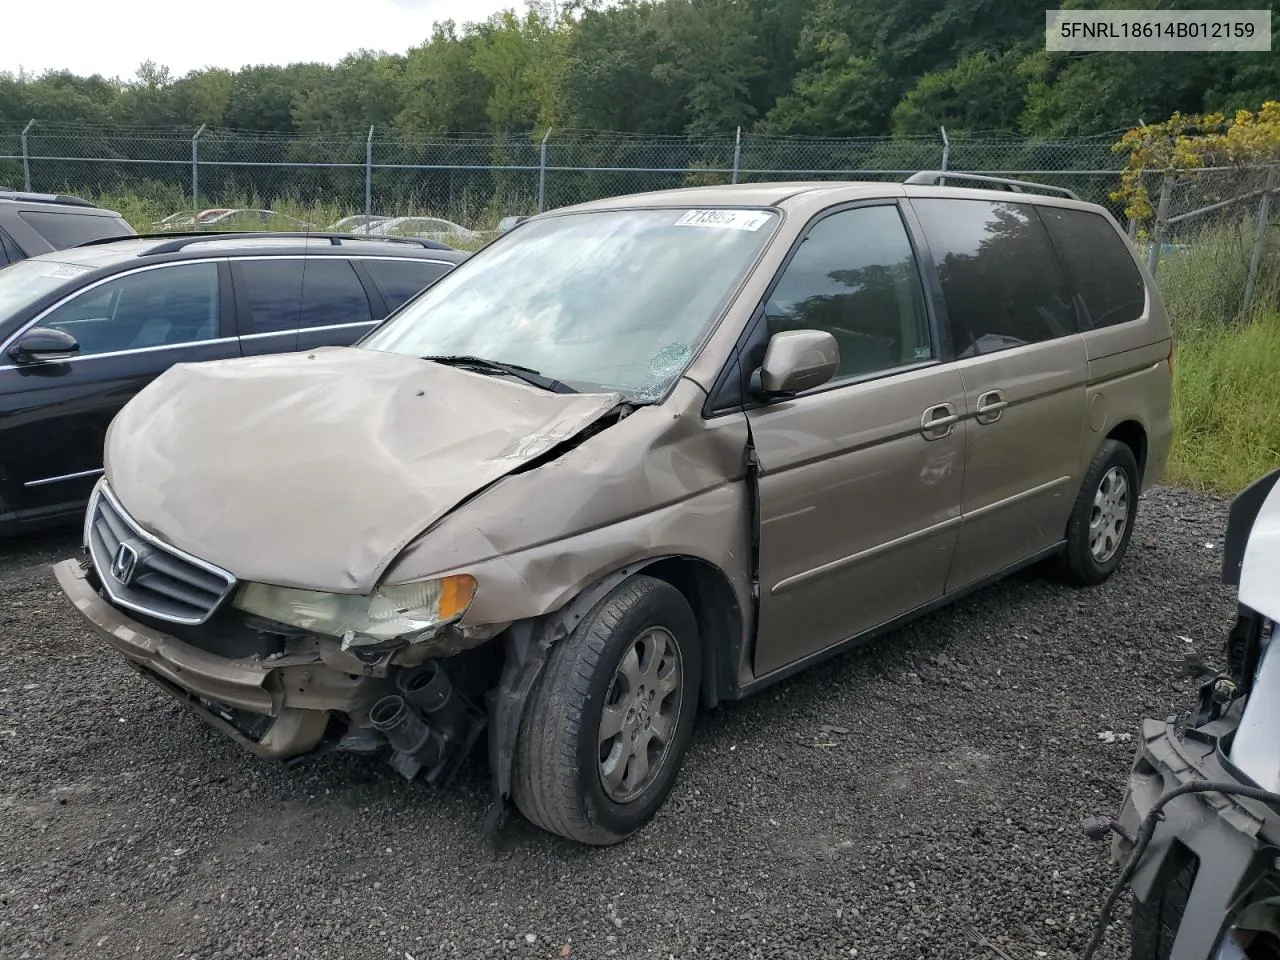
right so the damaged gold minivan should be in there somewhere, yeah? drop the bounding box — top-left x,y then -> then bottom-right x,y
55,175 -> 1173,844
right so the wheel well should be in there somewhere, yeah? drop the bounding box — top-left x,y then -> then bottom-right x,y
640,557 -> 743,710
1107,420 -> 1148,482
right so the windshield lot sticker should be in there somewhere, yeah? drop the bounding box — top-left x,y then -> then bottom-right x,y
674,209 -> 771,231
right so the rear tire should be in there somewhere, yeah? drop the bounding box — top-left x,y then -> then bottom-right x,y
1061,439 -> 1140,586
512,575 -> 701,845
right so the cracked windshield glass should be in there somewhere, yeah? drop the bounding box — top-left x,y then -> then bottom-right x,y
360,207 -> 778,401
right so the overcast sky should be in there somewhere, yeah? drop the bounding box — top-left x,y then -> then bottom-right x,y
2,0 -> 520,79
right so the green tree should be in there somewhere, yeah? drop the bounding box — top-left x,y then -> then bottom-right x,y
653,0 -> 765,135
397,21 -> 491,133
891,49 -> 1027,135
292,52 -> 406,132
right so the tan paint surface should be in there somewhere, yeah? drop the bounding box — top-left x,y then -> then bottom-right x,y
104,346 -> 622,593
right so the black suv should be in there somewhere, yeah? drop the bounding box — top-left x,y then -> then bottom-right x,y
0,233 -> 468,534
0,190 -> 135,263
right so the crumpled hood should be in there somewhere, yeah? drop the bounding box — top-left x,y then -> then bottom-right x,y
104,347 -> 622,593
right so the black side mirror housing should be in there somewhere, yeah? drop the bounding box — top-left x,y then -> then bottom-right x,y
8,327 -> 80,364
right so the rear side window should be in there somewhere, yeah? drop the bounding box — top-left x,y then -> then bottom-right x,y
299,259 -> 373,327
237,260 -> 304,333
17,210 -> 133,249
237,258 -> 374,333
912,198 -> 1077,358
1037,206 -> 1146,330
365,259 -> 452,311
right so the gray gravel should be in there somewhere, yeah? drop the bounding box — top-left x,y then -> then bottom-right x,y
0,487 -> 1235,960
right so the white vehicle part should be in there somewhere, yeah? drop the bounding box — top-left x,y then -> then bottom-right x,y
1238,477 -> 1280,623
1230,477 -> 1280,789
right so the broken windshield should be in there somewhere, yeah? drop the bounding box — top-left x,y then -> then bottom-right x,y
359,207 -> 779,401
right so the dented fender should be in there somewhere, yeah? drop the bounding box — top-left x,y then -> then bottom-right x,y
383,378 -> 754,635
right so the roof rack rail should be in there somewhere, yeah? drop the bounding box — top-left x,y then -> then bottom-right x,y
903,171 -> 1081,201
73,231 -> 456,253
0,189 -> 97,208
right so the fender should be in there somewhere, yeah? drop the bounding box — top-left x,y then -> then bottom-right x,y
481,559 -> 682,840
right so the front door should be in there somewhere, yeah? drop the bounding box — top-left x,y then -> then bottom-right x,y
908,197 -> 1088,590
0,260 -> 239,524
747,203 -> 967,679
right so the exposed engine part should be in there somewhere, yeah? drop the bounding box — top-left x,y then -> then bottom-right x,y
370,660 -> 486,786
369,695 -> 444,775
397,660 -> 466,730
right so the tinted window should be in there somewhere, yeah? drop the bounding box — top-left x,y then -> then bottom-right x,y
39,263 -> 220,356
366,259 -> 451,311
1038,206 -> 1146,330
238,259 -> 374,333
17,210 -> 133,249
299,259 -> 373,327
765,205 -> 932,382
0,227 -> 25,264
237,260 -> 304,333
912,199 -> 1077,358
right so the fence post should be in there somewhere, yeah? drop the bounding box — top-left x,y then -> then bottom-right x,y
939,126 -> 950,182
1243,165 -> 1278,318
732,127 -> 742,185
365,125 -> 375,218
20,119 -> 36,191
191,124 -> 206,214
538,128 -> 552,213
1147,171 -> 1173,276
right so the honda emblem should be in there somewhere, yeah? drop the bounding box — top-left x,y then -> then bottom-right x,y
111,542 -> 139,585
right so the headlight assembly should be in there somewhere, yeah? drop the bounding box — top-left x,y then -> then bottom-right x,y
233,575 -> 477,648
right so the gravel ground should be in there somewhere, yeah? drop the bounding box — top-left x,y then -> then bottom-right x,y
0,487 -> 1236,960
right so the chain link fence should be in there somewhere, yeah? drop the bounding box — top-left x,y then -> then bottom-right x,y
0,121 -> 1133,226
1133,164 -> 1280,328
3,120 -> 1274,324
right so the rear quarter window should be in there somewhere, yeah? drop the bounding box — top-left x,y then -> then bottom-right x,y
1037,206 -> 1147,330
365,259 -> 453,311
17,210 -> 134,250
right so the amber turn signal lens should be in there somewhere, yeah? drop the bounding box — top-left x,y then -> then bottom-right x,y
438,574 -> 478,622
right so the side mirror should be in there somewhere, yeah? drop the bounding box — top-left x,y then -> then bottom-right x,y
754,329 -> 840,397
8,327 -> 80,364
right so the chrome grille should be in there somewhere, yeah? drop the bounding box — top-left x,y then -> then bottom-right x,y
87,485 -> 236,625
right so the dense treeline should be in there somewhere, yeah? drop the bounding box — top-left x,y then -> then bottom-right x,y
2,0 -> 1277,139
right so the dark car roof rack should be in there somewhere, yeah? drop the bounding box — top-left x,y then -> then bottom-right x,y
0,189 -> 98,208
903,171 -> 1081,201
73,231 -> 457,254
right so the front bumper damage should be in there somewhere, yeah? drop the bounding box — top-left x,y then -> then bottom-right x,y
54,558 -> 486,777
1113,707 -> 1280,960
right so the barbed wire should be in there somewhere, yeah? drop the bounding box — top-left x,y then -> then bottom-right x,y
2,121 -> 1275,323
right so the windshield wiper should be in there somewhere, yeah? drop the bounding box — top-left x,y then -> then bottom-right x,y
421,355 -> 577,394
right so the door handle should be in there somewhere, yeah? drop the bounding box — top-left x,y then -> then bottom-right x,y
975,390 -> 1008,425
920,402 -> 959,440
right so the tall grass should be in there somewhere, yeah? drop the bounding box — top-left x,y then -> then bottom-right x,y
1156,219 -> 1280,333
1166,315 -> 1280,492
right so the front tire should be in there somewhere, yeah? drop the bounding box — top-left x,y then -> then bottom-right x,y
1061,439 -> 1140,586
512,575 -> 701,845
